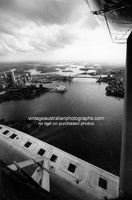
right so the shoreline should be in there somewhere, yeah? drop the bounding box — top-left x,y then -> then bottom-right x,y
0,87 -> 50,103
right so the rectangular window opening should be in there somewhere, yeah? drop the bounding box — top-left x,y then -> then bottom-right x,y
98,177 -> 107,190
68,163 -> 76,173
0,126 -> 2,129
2,130 -> 9,135
50,154 -> 58,162
10,134 -> 17,139
24,141 -> 32,148
38,148 -> 45,156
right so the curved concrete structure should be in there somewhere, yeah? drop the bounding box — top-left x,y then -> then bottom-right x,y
0,124 -> 119,200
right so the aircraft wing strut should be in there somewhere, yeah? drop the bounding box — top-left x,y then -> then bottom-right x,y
7,157 -> 50,192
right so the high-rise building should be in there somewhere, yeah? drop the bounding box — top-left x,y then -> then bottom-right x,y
5,70 -> 16,86
10,70 -> 16,84
0,77 -> 6,90
3,73 -> 8,82
26,74 -> 30,82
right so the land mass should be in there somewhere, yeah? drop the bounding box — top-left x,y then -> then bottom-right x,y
0,86 -> 49,103
96,68 -> 125,98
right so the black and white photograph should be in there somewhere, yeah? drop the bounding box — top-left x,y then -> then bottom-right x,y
0,0 -> 132,200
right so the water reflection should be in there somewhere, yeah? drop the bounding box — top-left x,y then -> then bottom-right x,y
0,75 -> 123,175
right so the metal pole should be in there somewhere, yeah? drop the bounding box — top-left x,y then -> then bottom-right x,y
119,32 -> 132,196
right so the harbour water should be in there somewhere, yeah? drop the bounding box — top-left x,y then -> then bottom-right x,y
0,69 -> 124,175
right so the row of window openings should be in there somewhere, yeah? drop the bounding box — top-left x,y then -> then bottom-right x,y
0,130 -> 80,178
1,130 -> 108,190
1,131 -> 58,163
0,130 -> 77,174
1,130 -> 17,139
67,163 -> 108,190
0,129 -> 109,189
0,132 -> 57,161
24,141 -> 78,176
24,141 -> 58,162
23,142 -> 77,174
1,130 -> 57,162
67,164 -> 108,191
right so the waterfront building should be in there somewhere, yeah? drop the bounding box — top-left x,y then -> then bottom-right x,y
5,70 -> 17,87
10,70 -> 16,84
3,73 -> 8,82
0,78 -> 6,90
16,75 -> 22,87
26,73 -> 30,82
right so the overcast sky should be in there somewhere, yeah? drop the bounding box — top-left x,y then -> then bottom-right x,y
0,0 -> 126,64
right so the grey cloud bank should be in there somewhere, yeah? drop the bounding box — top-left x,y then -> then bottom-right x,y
0,0 -> 97,57
0,0 -> 125,64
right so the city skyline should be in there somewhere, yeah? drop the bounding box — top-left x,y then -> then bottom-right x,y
0,0 -> 126,65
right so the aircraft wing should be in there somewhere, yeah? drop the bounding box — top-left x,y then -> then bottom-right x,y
85,0 -> 132,43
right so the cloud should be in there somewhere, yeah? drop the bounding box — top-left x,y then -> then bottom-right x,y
0,21 -> 77,56
0,0 -> 125,64
0,0 -> 88,25
0,0 -> 92,56
0,39 -> 14,56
